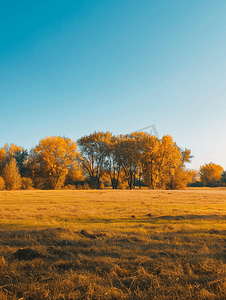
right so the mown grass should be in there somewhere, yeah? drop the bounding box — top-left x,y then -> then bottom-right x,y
0,189 -> 226,299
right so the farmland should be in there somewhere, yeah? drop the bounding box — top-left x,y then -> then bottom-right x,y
0,189 -> 226,299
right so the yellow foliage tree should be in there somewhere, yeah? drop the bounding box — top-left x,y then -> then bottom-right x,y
0,144 -> 28,177
142,134 -> 160,189
141,134 -> 193,189
21,177 -> 33,190
199,163 -> 223,187
0,176 -> 5,190
168,167 -> 191,190
117,134 -> 141,190
3,158 -> 22,190
104,135 -> 123,189
65,167 -> 84,186
77,131 -> 112,188
33,136 -> 78,189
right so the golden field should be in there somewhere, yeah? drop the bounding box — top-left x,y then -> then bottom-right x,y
0,189 -> 226,299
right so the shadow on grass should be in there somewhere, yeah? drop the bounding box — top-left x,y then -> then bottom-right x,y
157,214 -> 226,220
0,227 -> 226,299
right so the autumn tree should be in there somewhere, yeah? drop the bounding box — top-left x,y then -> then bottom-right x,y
130,132 -> 152,189
77,131 -> 112,188
26,148 -> 44,189
21,177 -> 33,190
167,167 -> 191,190
0,144 -> 28,177
0,145 -> 7,175
221,171 -> 226,185
142,134 -> 160,189
3,158 -> 22,190
33,136 -> 79,189
104,135 -> 123,189
166,148 -> 193,190
64,165 -> 84,186
116,134 -> 141,190
155,135 -> 182,189
199,163 -> 223,187
0,177 -> 5,190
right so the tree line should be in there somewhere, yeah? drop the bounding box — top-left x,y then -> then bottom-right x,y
0,131 -> 224,190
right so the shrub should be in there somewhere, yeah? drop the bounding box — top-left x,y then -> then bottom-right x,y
63,184 -> 76,190
99,183 -> 105,190
21,177 -> 33,190
77,184 -> 83,190
84,183 -> 90,190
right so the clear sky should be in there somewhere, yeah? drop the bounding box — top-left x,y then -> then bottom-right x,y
1,0 -> 226,170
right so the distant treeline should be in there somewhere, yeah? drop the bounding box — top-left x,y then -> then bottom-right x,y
0,132 -> 224,190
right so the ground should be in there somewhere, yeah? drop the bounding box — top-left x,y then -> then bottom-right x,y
0,189 -> 226,299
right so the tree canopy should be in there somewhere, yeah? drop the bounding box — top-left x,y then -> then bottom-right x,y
33,136 -> 79,189
0,131 -> 224,190
199,163 -> 224,187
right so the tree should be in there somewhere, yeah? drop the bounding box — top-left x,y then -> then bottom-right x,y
181,148 -> 193,164
0,176 -> 5,190
21,177 -> 33,190
221,171 -> 226,185
77,131 -> 112,188
33,136 -> 79,189
166,148 -> 193,190
142,135 -> 188,189
199,163 -> 223,187
64,166 -> 84,186
117,134 -> 141,190
142,134 -> 160,189
155,135 -> 182,189
186,169 -> 199,186
104,135 -> 123,189
167,167 -> 191,190
26,148 -> 45,189
0,145 -> 7,175
3,158 -> 22,190
0,144 -> 28,177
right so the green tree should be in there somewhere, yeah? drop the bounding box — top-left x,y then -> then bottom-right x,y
3,158 -> 22,190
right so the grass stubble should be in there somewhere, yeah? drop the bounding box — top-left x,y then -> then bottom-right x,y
0,189 -> 226,299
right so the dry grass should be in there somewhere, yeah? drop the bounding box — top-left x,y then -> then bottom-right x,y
0,189 -> 226,299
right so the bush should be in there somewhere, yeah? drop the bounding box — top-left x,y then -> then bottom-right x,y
21,177 -> 33,190
99,183 -> 105,190
84,183 -> 90,190
63,184 -> 76,190
76,184 -> 83,190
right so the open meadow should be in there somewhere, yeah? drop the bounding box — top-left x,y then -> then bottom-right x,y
0,189 -> 226,299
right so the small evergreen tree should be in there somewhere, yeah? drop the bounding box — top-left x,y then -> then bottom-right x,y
3,158 -> 22,190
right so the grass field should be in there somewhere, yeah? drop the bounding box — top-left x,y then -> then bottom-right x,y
0,189 -> 226,299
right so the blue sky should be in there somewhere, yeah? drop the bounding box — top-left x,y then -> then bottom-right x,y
1,0 -> 226,170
